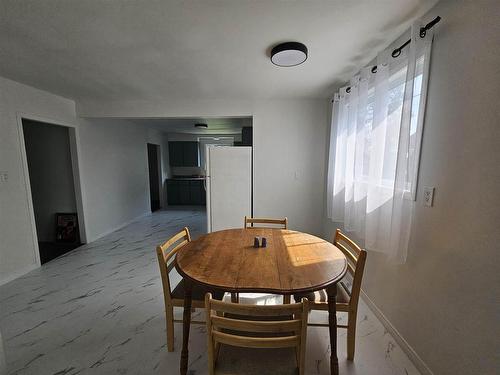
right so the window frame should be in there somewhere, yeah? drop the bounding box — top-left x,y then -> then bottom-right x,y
408,50 -> 432,201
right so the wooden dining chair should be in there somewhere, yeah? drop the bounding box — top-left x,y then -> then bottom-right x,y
156,227 -> 224,352
244,216 -> 288,229
205,293 -> 309,375
241,216 -> 290,304
294,229 -> 367,360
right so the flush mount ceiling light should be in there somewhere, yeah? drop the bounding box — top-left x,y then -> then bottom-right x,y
194,123 -> 208,128
270,42 -> 308,67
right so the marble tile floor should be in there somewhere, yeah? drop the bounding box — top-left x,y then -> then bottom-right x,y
0,208 -> 421,375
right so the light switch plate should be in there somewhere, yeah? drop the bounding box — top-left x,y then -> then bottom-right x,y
423,186 -> 434,207
0,171 -> 8,183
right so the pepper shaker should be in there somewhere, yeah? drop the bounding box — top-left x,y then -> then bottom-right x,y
254,237 -> 260,248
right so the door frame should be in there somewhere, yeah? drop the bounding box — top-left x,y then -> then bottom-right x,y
17,113 -> 87,267
147,142 -> 162,211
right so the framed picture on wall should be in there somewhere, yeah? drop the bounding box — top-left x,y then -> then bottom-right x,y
55,213 -> 80,243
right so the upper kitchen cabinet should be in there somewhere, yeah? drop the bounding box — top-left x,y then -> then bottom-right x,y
168,141 -> 199,167
168,142 -> 184,166
241,127 -> 252,146
182,142 -> 199,166
234,127 -> 253,147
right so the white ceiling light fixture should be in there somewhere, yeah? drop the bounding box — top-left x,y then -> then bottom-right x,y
270,42 -> 308,67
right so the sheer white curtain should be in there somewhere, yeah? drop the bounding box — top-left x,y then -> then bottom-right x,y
326,21 -> 433,262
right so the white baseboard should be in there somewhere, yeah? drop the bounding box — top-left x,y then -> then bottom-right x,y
0,263 -> 38,286
88,211 -> 151,242
361,290 -> 434,375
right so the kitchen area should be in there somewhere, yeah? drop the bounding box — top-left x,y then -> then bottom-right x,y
157,118 -> 253,232
166,140 -> 207,206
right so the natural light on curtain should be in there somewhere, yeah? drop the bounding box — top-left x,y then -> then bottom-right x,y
326,21 -> 433,262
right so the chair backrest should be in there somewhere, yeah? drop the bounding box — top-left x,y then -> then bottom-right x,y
205,293 -> 308,349
333,229 -> 367,312
244,216 -> 288,229
156,227 -> 191,304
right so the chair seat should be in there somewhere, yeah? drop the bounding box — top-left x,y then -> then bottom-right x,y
172,279 -> 225,301
293,282 -> 350,304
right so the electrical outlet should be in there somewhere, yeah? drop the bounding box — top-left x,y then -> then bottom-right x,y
0,171 -> 8,183
423,186 -> 434,207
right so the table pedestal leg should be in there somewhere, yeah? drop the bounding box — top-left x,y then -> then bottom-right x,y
180,281 -> 193,375
327,284 -> 339,375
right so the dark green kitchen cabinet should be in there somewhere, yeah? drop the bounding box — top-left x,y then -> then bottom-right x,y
168,141 -> 199,167
166,179 -> 206,206
200,182 -> 206,205
189,181 -> 202,205
178,181 -> 190,204
183,142 -> 199,167
166,180 -> 180,204
168,142 -> 184,167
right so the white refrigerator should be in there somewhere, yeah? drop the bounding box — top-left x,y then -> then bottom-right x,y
205,146 -> 252,232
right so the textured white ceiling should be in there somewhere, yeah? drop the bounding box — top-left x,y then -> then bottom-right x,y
0,0 -> 438,101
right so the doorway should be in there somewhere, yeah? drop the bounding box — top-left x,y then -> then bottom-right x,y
147,143 -> 161,212
22,119 -> 81,264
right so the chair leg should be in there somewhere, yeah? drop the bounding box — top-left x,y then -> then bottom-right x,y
283,295 -> 291,304
231,292 -> 239,303
215,342 -> 221,361
166,305 -> 175,352
208,339 -> 215,375
294,345 -> 300,374
298,341 -> 306,375
347,312 -> 357,360
296,311 -> 306,375
293,327 -> 300,366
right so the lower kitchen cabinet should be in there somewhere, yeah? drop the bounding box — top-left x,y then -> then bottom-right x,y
178,181 -> 190,204
166,180 -> 179,204
189,182 -> 202,205
166,179 -> 206,206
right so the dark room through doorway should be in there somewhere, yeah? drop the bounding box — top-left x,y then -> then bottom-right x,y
22,119 -> 82,264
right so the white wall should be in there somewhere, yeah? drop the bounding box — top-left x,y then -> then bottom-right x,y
253,100 -> 328,236
22,120 -> 77,242
77,99 -> 329,235
77,118 -> 153,241
0,330 -> 5,374
0,77 -> 79,284
325,1 -> 500,374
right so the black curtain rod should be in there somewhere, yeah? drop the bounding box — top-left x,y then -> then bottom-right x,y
341,16 -> 441,95
392,16 -> 441,59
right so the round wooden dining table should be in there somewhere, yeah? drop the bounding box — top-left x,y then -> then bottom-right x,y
175,228 -> 347,375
